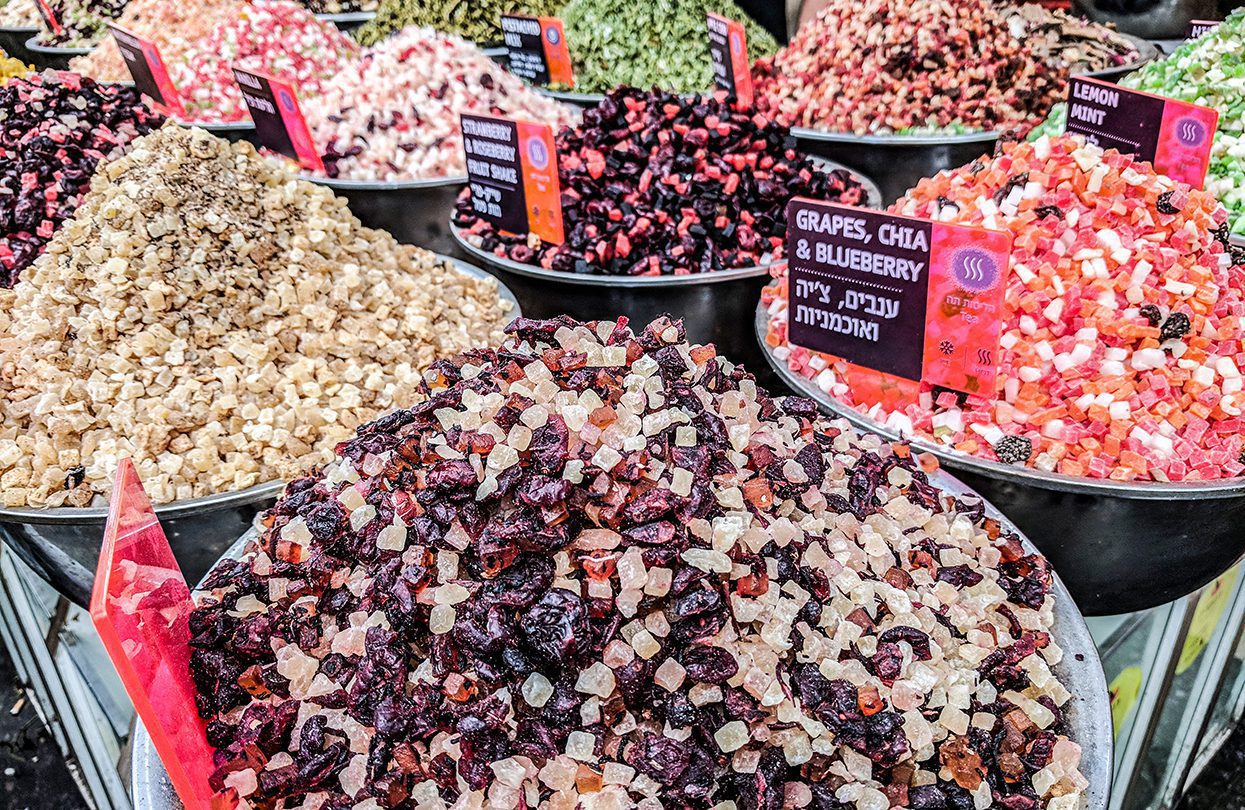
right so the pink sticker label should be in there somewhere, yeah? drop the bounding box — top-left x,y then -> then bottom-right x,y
785,199 -> 1011,398
232,67 -> 325,174
1066,76 -> 1218,189
1187,19 -> 1218,39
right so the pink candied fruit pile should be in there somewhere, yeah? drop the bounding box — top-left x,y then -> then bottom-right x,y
168,0 -> 358,124
765,134 -> 1245,483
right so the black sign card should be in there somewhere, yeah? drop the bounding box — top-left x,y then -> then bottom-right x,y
462,114 -> 527,235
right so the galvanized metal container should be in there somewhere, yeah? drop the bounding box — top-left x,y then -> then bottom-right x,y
315,10 -> 375,33
755,304 -> 1245,616
175,119 -> 259,147
305,175 -> 466,253
0,26 -> 38,63
0,258 -> 520,607
130,489 -> 1113,809
24,36 -> 90,70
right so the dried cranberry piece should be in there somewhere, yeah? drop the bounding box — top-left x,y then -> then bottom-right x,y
520,588 -> 588,665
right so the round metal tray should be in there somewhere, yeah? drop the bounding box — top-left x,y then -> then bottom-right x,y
303,173 -> 467,253
23,35 -> 91,69
315,9 -> 374,33
755,302 -> 1245,615
0,256 -> 520,607
1077,33 -> 1159,84
173,118 -> 258,146
131,478 -> 1112,810
0,26 -> 38,64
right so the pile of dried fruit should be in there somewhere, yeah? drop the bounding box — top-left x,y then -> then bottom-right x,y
0,71 -> 163,288
189,314 -> 1086,809
167,0 -> 358,124
32,0 -> 128,46
69,0 -> 245,83
305,27 -> 577,181
559,0 -> 776,94
1121,8 -> 1245,236
297,0 -> 378,13
0,0 -> 38,27
765,134 -> 1245,482
0,125 -> 513,508
753,0 -> 1134,135
356,0 -> 561,47
454,87 -> 868,276
0,48 -> 30,81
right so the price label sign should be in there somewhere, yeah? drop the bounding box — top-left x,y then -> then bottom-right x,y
34,0 -> 62,36
1187,19 -> 1219,39
462,113 -> 564,245
502,14 -> 574,88
707,13 -> 752,107
232,67 -> 325,174
786,199 -> 1012,399
108,24 -> 185,118
1065,76 -> 1218,189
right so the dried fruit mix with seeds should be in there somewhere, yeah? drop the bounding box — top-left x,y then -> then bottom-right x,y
190,315 -> 1085,809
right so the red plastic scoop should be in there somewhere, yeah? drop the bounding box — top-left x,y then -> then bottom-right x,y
90,459 -> 233,809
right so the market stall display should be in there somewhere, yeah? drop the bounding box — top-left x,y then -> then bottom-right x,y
164,0 -> 358,124
68,0 -> 245,84
356,0 -> 561,47
30,0 -> 127,47
0,71 -> 164,288
173,314 -> 1097,810
0,0 -> 39,27
759,134 -> 1245,611
752,0 -> 1145,201
0,124 -> 516,512
555,0 -> 776,96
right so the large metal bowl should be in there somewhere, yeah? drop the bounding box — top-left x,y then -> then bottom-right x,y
315,10 -> 375,32
448,159 -> 879,384
130,479 -> 1113,810
1073,0 -> 1217,39
0,26 -> 38,63
305,174 -> 465,253
0,256 -> 520,607
23,35 -> 91,70
755,303 -> 1245,616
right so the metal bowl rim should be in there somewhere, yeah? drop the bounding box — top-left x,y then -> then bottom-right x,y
302,173 -> 467,190
0,25 -> 38,33
536,88 -> 704,105
790,124 -> 1003,147
23,35 -> 92,54
754,301 -> 1245,500
128,474 -> 1111,810
0,255 -> 521,525
313,10 -> 376,23
1077,33 -> 1158,80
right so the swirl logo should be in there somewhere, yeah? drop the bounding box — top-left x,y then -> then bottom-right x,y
526,136 -> 550,170
730,31 -> 743,56
545,26 -> 561,46
951,247 -> 999,293
278,89 -> 295,112
1177,116 -> 1207,147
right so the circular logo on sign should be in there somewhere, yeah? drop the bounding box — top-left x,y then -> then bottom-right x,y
730,31 -> 743,55
279,89 -> 295,112
545,26 -> 561,45
526,136 -> 549,169
952,247 -> 999,293
1176,116 -> 1208,147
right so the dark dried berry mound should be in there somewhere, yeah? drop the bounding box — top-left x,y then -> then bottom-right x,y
1160,311 -> 1192,341
0,71 -> 164,288
993,435 -> 1035,465
189,316 -> 1083,808
453,86 -> 869,277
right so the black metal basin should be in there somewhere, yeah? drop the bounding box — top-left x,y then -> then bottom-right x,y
0,26 -> 37,63
24,35 -> 90,70
755,303 -> 1245,616
304,175 -> 465,253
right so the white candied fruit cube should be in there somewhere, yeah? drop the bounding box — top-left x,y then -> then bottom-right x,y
429,604 -> 455,635
565,730 -> 597,761
575,662 -> 617,698
522,672 -> 553,708
630,628 -> 661,659
714,720 -> 749,752
654,658 -> 687,691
